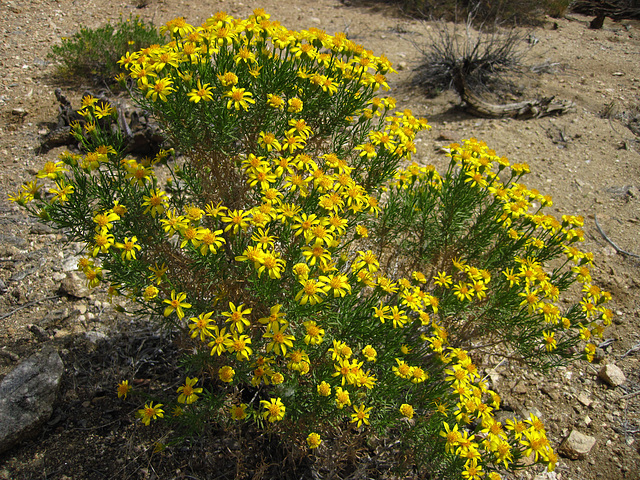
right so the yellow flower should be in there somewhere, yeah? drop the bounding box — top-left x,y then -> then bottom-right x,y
263,324 -> 295,356
230,403 -> 248,420
143,285 -> 159,301
163,290 -> 191,319
267,93 -> 285,110
307,432 -> 322,449
177,377 -> 203,404
92,229 -> 115,256
147,77 -> 175,102
350,404 -> 373,427
187,80 -> 213,103
317,381 -> 331,397
224,333 -> 253,361
115,236 -> 141,261
361,345 -> 377,362
37,161 -> 66,180
225,87 -> 255,111
218,365 -> 235,383
188,311 -> 215,341
543,330 -> 557,352
399,403 -> 414,419
260,397 -> 285,422
303,320 -> 325,345
222,302 -> 252,333
295,278 -> 326,305
222,209 -> 251,233
334,386 -> 351,409
453,282 -> 474,302
137,401 -> 164,426
117,380 -> 132,400
49,181 -> 74,203
93,101 -> 115,118
258,131 -> 282,152
93,211 -> 120,232
142,189 -> 167,217
287,97 -> 303,113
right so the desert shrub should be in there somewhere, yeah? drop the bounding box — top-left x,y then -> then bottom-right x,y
48,14 -> 166,86
411,16 -> 530,97
13,10 -> 611,479
372,0 -> 571,24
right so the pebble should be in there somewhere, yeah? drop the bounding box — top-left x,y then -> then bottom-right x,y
577,392 -> 592,407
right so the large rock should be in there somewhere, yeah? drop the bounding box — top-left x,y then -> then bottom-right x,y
598,364 -> 626,387
558,429 -> 596,460
58,271 -> 90,298
0,346 -> 64,454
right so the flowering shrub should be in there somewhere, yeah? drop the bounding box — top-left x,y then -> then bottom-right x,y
48,14 -> 166,86
13,10 -> 612,479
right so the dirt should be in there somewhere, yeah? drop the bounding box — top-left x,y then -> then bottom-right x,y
0,0 -> 639,479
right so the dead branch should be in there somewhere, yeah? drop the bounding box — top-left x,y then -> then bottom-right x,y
452,69 -> 574,119
594,214 -> 640,259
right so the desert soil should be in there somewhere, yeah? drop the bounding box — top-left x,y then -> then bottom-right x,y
0,0 -> 639,479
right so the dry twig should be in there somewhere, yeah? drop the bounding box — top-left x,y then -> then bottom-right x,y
594,214 -> 640,259
0,295 -> 61,321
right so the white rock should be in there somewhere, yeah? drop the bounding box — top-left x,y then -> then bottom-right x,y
598,364 -> 626,387
558,429 -> 597,460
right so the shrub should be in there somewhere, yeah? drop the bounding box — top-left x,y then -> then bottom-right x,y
48,14 -> 166,86
13,10 -> 610,479
375,0 -> 571,24
412,15 -> 530,97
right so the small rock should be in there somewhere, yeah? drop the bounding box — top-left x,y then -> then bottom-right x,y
59,272 -> 90,298
29,223 -> 56,235
598,364 -> 626,387
534,471 -> 558,480
28,324 -> 50,342
309,17 -> 321,25
558,429 -> 596,459
0,350 -> 19,362
396,61 -> 407,71
61,255 -> 81,272
577,392 -> 592,407
0,346 -> 64,454
436,130 -> 458,142
84,331 -> 109,344
512,380 -> 528,394
541,385 -> 560,401
52,272 -> 66,282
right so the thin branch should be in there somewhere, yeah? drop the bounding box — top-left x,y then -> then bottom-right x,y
619,390 -> 640,401
0,295 -> 62,321
594,214 -> 640,259
620,341 -> 640,359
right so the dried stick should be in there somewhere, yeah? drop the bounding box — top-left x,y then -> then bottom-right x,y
594,214 -> 640,259
0,295 -> 61,321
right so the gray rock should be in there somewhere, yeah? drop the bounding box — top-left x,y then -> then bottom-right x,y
59,272 -> 90,298
598,364 -> 626,387
558,429 -> 596,460
0,346 -> 64,454
29,223 -> 56,235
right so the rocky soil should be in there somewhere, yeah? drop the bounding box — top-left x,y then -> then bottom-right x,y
0,0 -> 639,479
